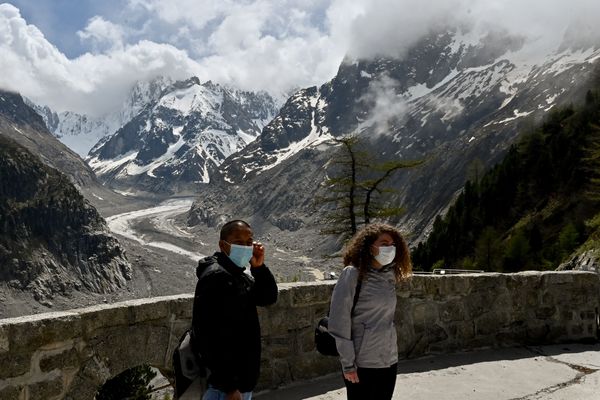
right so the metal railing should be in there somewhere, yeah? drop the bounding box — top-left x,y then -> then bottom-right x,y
413,268 -> 485,275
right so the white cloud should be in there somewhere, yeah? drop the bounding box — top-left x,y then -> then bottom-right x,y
357,74 -> 408,136
2,0 -> 600,118
339,0 -> 600,60
128,0 -> 235,29
0,4 -> 199,116
77,16 -> 125,51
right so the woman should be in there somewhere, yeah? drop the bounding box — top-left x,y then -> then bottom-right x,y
328,223 -> 412,400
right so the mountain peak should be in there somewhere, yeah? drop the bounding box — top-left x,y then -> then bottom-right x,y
87,77 -> 280,193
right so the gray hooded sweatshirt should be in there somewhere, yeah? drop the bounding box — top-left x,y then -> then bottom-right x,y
328,265 -> 398,372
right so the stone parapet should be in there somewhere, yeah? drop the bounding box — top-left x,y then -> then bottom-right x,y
0,272 -> 598,399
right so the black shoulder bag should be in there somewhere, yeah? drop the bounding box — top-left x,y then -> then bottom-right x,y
315,279 -> 362,356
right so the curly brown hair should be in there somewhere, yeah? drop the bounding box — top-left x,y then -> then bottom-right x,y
342,223 -> 412,282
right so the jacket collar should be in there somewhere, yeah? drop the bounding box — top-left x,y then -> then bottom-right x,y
215,251 -> 246,273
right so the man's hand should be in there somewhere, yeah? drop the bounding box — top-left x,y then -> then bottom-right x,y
344,369 -> 359,384
250,242 -> 265,268
225,390 -> 242,400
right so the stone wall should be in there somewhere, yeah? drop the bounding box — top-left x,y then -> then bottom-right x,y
1,271 -> 598,399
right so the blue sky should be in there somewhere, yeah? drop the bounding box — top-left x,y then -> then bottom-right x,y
1,0 -> 599,116
8,1 -> 127,57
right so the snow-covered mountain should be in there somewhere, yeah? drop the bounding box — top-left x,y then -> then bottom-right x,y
26,76 -> 171,157
87,77 -> 279,194
188,29 -> 600,244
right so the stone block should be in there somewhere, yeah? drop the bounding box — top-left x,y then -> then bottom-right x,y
297,327 -> 317,353
506,272 -> 541,293
263,308 -> 312,335
524,290 -> 541,309
0,325 -> 8,353
464,292 -> 496,319
446,322 -> 475,344
535,306 -> 556,319
411,303 -> 438,326
429,340 -> 459,354
0,351 -> 30,379
128,300 -> 171,324
526,323 -> 550,342
560,309 -> 574,321
469,273 -> 506,290
569,324 -> 584,336
90,324 -> 169,373
290,284 -> 332,307
542,272 -> 575,285
28,376 -> 64,400
405,335 -> 428,358
166,296 -> 194,319
79,306 -> 129,337
402,276 -> 427,299
264,341 -> 293,359
426,324 -> 448,344
438,275 -> 472,297
580,310 -> 597,321
40,347 -> 80,372
0,385 -> 24,400
271,285 -> 294,308
439,300 -> 465,322
289,354 -> 337,381
8,315 -> 82,352
544,324 -> 568,342
475,313 -> 501,336
268,359 -> 292,387
495,329 -> 524,347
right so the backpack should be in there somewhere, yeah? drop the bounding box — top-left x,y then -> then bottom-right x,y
314,279 -> 362,356
173,260 -> 227,398
172,328 -> 206,398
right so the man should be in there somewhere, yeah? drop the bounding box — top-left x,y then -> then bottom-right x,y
192,220 -> 278,400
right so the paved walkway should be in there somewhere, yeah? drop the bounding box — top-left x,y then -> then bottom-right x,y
255,343 -> 600,400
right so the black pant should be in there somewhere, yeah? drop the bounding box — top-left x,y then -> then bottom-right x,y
343,363 -> 397,400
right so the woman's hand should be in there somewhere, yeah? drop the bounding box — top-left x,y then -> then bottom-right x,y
344,369 -> 359,383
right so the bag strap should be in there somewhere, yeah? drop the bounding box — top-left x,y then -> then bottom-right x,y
350,279 -> 362,315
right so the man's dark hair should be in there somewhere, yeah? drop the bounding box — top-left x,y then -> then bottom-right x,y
220,220 -> 251,240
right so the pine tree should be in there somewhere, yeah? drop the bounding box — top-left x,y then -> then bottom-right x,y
316,135 -> 422,239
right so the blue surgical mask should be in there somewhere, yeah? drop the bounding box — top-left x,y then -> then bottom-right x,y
225,242 -> 253,268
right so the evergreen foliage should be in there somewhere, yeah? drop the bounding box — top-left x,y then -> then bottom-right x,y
316,135 -> 422,240
96,365 -> 157,400
412,85 -> 600,271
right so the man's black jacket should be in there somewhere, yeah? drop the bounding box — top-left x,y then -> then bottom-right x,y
192,252 -> 278,393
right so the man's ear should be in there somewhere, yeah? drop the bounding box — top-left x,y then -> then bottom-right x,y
219,239 -> 228,254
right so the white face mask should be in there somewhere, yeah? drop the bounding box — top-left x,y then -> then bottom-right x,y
374,245 -> 396,266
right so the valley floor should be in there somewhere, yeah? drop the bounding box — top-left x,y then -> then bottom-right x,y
0,195 -> 339,318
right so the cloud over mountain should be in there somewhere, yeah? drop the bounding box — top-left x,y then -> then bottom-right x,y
1,0 -> 599,117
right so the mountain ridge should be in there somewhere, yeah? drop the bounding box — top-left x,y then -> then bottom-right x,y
188,30 -> 600,247
85,77 -> 280,194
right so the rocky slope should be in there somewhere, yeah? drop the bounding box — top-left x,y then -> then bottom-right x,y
1,89 -> 151,215
0,134 -> 131,304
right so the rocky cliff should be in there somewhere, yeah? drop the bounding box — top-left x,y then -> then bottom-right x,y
0,135 -> 131,303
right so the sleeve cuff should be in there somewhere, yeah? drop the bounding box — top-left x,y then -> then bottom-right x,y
342,364 -> 356,373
